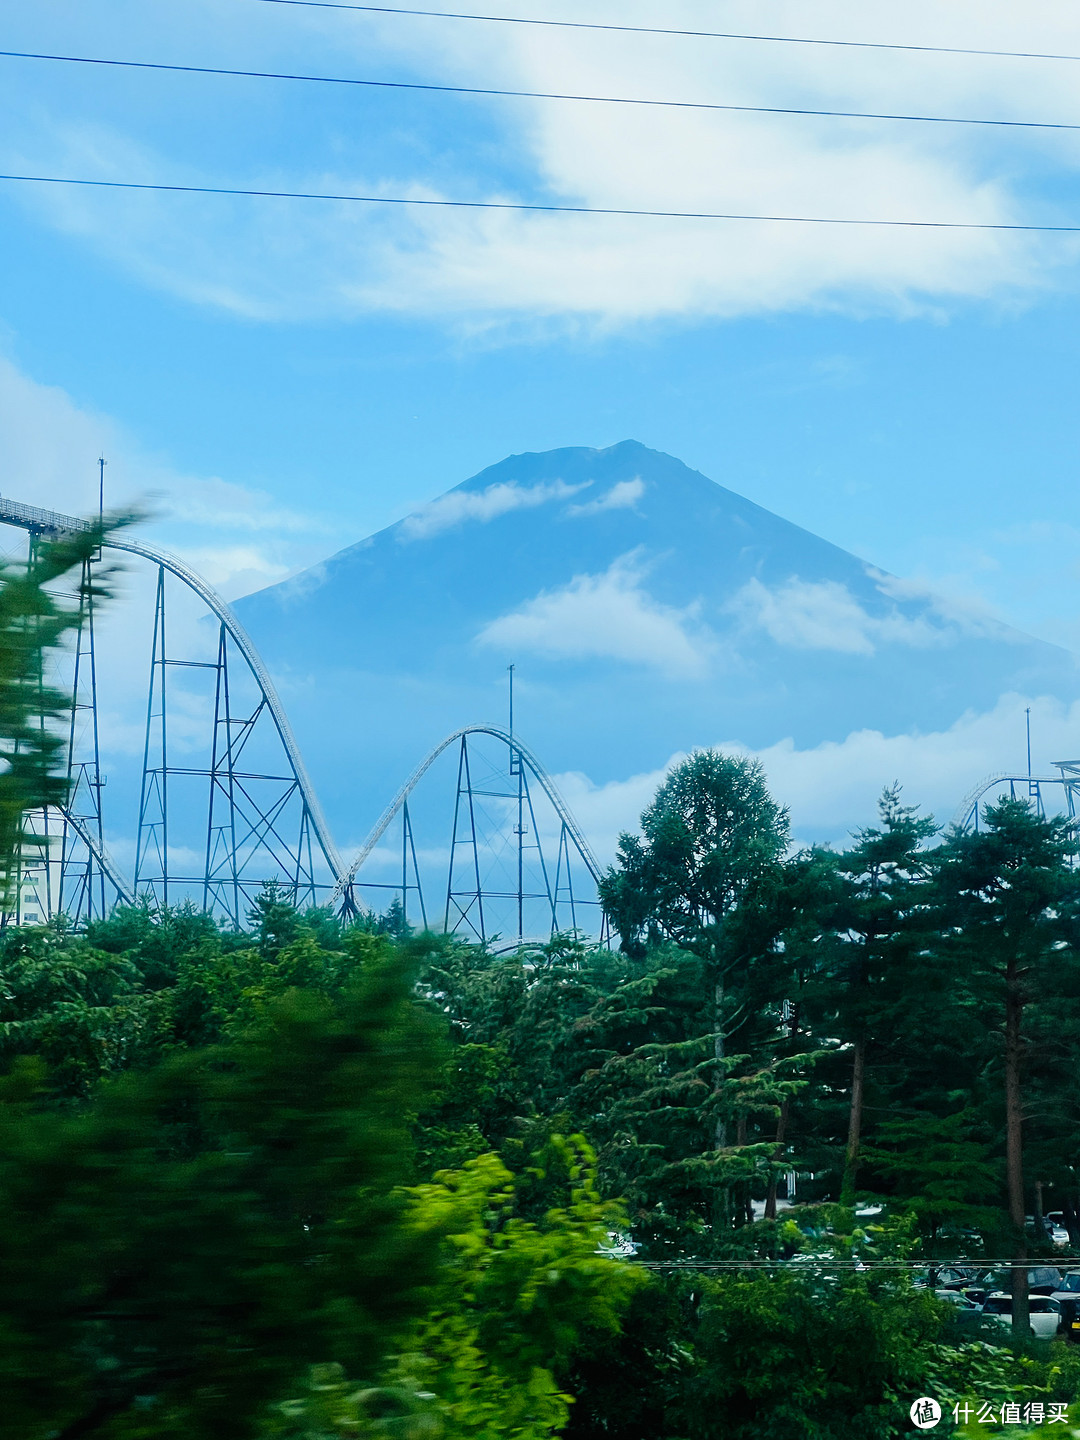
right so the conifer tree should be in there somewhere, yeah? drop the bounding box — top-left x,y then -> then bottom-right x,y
821,786 -> 937,1203
933,798 -> 1080,1337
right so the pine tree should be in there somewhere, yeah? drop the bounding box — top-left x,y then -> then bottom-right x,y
817,786 -> 937,1204
933,797 -> 1080,1336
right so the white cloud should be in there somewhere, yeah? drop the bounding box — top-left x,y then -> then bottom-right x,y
163,478 -> 324,535
566,477 -> 645,517
398,478 -> 587,540
868,567 -> 1010,637
728,575 -> 957,654
477,551 -> 712,676
4,0 -> 1080,326
0,354 -> 326,598
555,692 -> 1080,861
179,546 -> 292,593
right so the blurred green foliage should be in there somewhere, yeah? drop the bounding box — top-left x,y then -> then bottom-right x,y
5,740 -> 1080,1434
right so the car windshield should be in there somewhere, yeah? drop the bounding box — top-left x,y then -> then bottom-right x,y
1060,1276 -> 1080,1293
983,1298 -> 1010,1313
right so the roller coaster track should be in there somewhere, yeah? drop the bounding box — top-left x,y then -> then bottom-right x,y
0,498 -> 604,932
0,496 -> 343,890
56,805 -> 136,906
107,534 -> 344,882
331,723 -> 604,905
951,766 -> 1080,831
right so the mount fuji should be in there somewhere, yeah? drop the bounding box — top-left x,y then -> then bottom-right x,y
234,441 -> 1079,852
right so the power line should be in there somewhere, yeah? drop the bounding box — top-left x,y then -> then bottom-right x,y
251,0 -> 1080,66
7,48 -> 1080,135
2,171 -> 1079,232
634,1259 -> 1069,1269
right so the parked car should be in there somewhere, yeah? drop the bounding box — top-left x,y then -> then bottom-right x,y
917,1264 -> 985,1291
1037,1213 -> 1071,1246
1050,1272 -> 1080,1301
1056,1296 -> 1080,1342
935,1290 -> 983,1323
985,1267 -> 1061,1295
980,1293 -> 1062,1338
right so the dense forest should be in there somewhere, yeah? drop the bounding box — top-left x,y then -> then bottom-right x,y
5,764 -> 1080,1437
5,527 -> 1080,1437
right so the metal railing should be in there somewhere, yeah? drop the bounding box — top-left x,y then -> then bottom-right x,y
0,496 -> 94,535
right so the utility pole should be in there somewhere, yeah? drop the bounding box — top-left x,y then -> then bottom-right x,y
98,456 -> 106,522
1026,706 -> 1032,779
508,664 -> 515,757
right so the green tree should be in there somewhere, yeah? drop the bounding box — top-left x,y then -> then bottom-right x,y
818,786 -> 937,1203
599,750 -> 789,1143
933,798 -> 1080,1337
0,518 -> 129,905
265,1139 -> 641,1440
0,951 -> 444,1439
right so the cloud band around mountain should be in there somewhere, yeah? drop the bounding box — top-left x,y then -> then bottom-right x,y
729,575 -> 966,654
476,550 -> 711,677
398,478 -> 587,540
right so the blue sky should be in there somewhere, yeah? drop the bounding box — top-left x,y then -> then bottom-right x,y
5,0 -> 1080,846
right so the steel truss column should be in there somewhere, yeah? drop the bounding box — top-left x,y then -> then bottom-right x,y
338,725 -> 606,945
9,533 -> 51,926
445,734 -> 487,943
204,621 -> 241,928
511,733 -> 524,940
135,565 -> 168,903
400,798 -> 426,928
553,821 -> 577,934
59,551 -> 106,923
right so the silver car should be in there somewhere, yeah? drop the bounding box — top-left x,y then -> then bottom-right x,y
980,1293 -> 1062,1338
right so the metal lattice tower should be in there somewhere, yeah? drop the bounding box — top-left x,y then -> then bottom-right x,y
58,547 -> 107,921
0,496 -> 342,925
334,725 -> 608,945
0,495 -> 608,939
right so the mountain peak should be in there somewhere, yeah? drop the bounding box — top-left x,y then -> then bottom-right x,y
233,443 -> 1076,848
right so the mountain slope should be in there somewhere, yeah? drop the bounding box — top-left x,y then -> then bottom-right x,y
235,441 -> 1077,845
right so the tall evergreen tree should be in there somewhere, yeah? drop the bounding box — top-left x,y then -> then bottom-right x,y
818,786 -> 937,1203
599,752 -> 793,1236
933,798 -> 1080,1337
599,750 -> 789,1116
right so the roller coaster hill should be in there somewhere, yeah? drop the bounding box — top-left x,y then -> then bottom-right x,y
4,496 -> 1079,941
1,496 -> 606,944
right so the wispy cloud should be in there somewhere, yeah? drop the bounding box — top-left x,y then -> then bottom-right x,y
3,0 -> 1079,327
566,477 -> 644,517
0,353 -> 326,598
477,550 -> 711,677
398,478 -> 587,540
555,692 -> 1080,861
728,575 -> 958,655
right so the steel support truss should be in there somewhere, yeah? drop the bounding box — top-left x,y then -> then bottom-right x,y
0,496 -> 342,926
951,762 -> 1080,832
334,725 -> 608,945
0,495 -> 608,941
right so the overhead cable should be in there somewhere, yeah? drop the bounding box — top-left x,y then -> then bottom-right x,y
251,0 -> 1080,66
2,172 -> 1079,232
634,1259 -> 1067,1269
7,48 -> 1080,135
